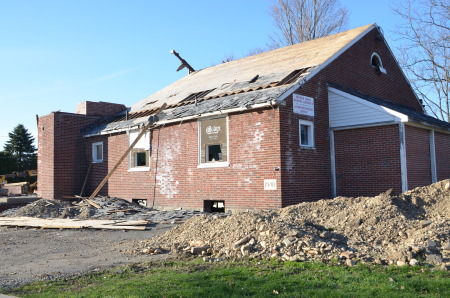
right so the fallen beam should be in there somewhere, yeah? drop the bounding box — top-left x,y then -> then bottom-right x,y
0,217 -> 148,230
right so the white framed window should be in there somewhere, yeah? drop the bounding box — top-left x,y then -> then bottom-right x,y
370,52 -> 387,74
198,116 -> 229,168
299,120 -> 314,148
92,142 -> 103,163
128,129 -> 150,171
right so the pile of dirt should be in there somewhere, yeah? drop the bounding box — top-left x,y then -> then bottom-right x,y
133,180 -> 450,267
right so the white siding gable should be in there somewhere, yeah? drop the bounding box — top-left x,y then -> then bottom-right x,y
328,87 -> 407,129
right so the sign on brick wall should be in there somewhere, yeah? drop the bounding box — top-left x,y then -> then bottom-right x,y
264,179 -> 277,190
293,94 -> 314,116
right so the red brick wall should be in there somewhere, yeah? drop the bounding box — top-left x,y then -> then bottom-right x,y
324,27 -> 423,112
334,125 -> 402,196
278,90 -> 333,205
276,26 -> 421,203
37,112 -> 99,199
435,131 -> 450,181
85,108 -> 283,210
37,114 -> 55,199
75,101 -> 126,117
405,125 -> 432,188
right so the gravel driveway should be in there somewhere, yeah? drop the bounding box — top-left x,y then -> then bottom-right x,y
0,224 -> 173,290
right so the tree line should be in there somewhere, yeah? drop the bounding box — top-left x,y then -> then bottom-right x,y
0,124 -> 37,182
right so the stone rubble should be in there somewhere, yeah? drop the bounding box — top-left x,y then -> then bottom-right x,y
132,179 -> 450,267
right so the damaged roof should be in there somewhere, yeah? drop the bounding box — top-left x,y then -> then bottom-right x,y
84,24 -> 375,136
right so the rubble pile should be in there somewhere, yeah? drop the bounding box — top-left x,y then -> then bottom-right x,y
2,197 -> 201,222
134,180 -> 450,267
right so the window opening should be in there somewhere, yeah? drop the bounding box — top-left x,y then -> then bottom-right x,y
132,199 -> 147,207
133,150 -> 149,167
204,200 -> 225,213
199,116 -> 228,166
207,144 -> 223,162
129,129 -> 150,170
299,120 -> 314,147
92,142 -> 103,163
370,53 -> 387,74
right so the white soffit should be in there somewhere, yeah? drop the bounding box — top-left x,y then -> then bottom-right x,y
328,87 -> 408,129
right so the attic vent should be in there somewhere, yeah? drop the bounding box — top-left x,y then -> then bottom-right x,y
180,88 -> 215,103
276,68 -> 310,86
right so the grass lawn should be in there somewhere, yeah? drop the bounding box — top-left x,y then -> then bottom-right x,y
3,259 -> 450,297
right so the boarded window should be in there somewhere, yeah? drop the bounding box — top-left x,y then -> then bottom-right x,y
199,117 -> 228,164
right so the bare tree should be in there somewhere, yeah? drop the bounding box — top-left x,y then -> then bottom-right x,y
269,0 -> 349,48
394,0 -> 449,121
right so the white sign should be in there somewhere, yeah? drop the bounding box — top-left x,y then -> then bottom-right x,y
293,94 -> 314,116
264,179 -> 277,190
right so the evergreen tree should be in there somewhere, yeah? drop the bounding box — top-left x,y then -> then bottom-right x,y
0,151 -> 17,175
3,124 -> 37,171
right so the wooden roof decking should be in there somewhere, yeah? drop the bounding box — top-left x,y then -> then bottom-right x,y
131,24 -> 374,113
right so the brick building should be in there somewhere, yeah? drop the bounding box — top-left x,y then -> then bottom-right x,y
37,24 -> 450,211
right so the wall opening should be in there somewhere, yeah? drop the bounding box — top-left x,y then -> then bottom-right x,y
132,198 -> 147,207
204,200 -> 225,213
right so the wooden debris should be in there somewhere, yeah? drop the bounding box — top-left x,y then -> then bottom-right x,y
0,217 -> 148,230
107,209 -> 134,213
84,199 -> 101,209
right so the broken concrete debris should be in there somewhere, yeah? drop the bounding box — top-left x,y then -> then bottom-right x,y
133,179 -> 450,268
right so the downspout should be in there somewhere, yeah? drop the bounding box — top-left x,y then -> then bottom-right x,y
399,123 -> 408,192
429,130 -> 437,183
329,129 -> 337,197
151,126 -> 162,208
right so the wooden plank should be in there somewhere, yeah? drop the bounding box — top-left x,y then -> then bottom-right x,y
84,199 -> 101,209
88,103 -> 167,201
0,217 -> 148,230
106,209 -> 134,213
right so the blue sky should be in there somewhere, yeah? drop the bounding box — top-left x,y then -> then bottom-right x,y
0,0 -> 402,149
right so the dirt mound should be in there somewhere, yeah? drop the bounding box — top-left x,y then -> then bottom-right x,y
13,199 -> 77,218
133,180 -> 450,267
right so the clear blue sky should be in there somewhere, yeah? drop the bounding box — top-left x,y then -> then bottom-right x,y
0,0 -> 402,149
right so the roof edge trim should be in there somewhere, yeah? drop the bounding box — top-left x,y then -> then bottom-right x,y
275,24 -> 376,103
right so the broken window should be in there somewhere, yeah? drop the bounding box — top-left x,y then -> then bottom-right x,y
299,120 -> 314,148
204,200 -> 225,213
199,116 -> 228,167
128,129 -> 150,171
92,142 -> 103,163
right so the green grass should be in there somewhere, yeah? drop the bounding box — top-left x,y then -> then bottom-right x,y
3,259 -> 450,297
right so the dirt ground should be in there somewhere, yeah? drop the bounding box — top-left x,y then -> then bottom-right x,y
1,180 -> 449,290
0,224 -> 173,290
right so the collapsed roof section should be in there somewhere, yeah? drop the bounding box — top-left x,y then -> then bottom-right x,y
84,24 -> 375,137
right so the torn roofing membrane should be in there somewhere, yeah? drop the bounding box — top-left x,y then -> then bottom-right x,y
83,24 -> 375,137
